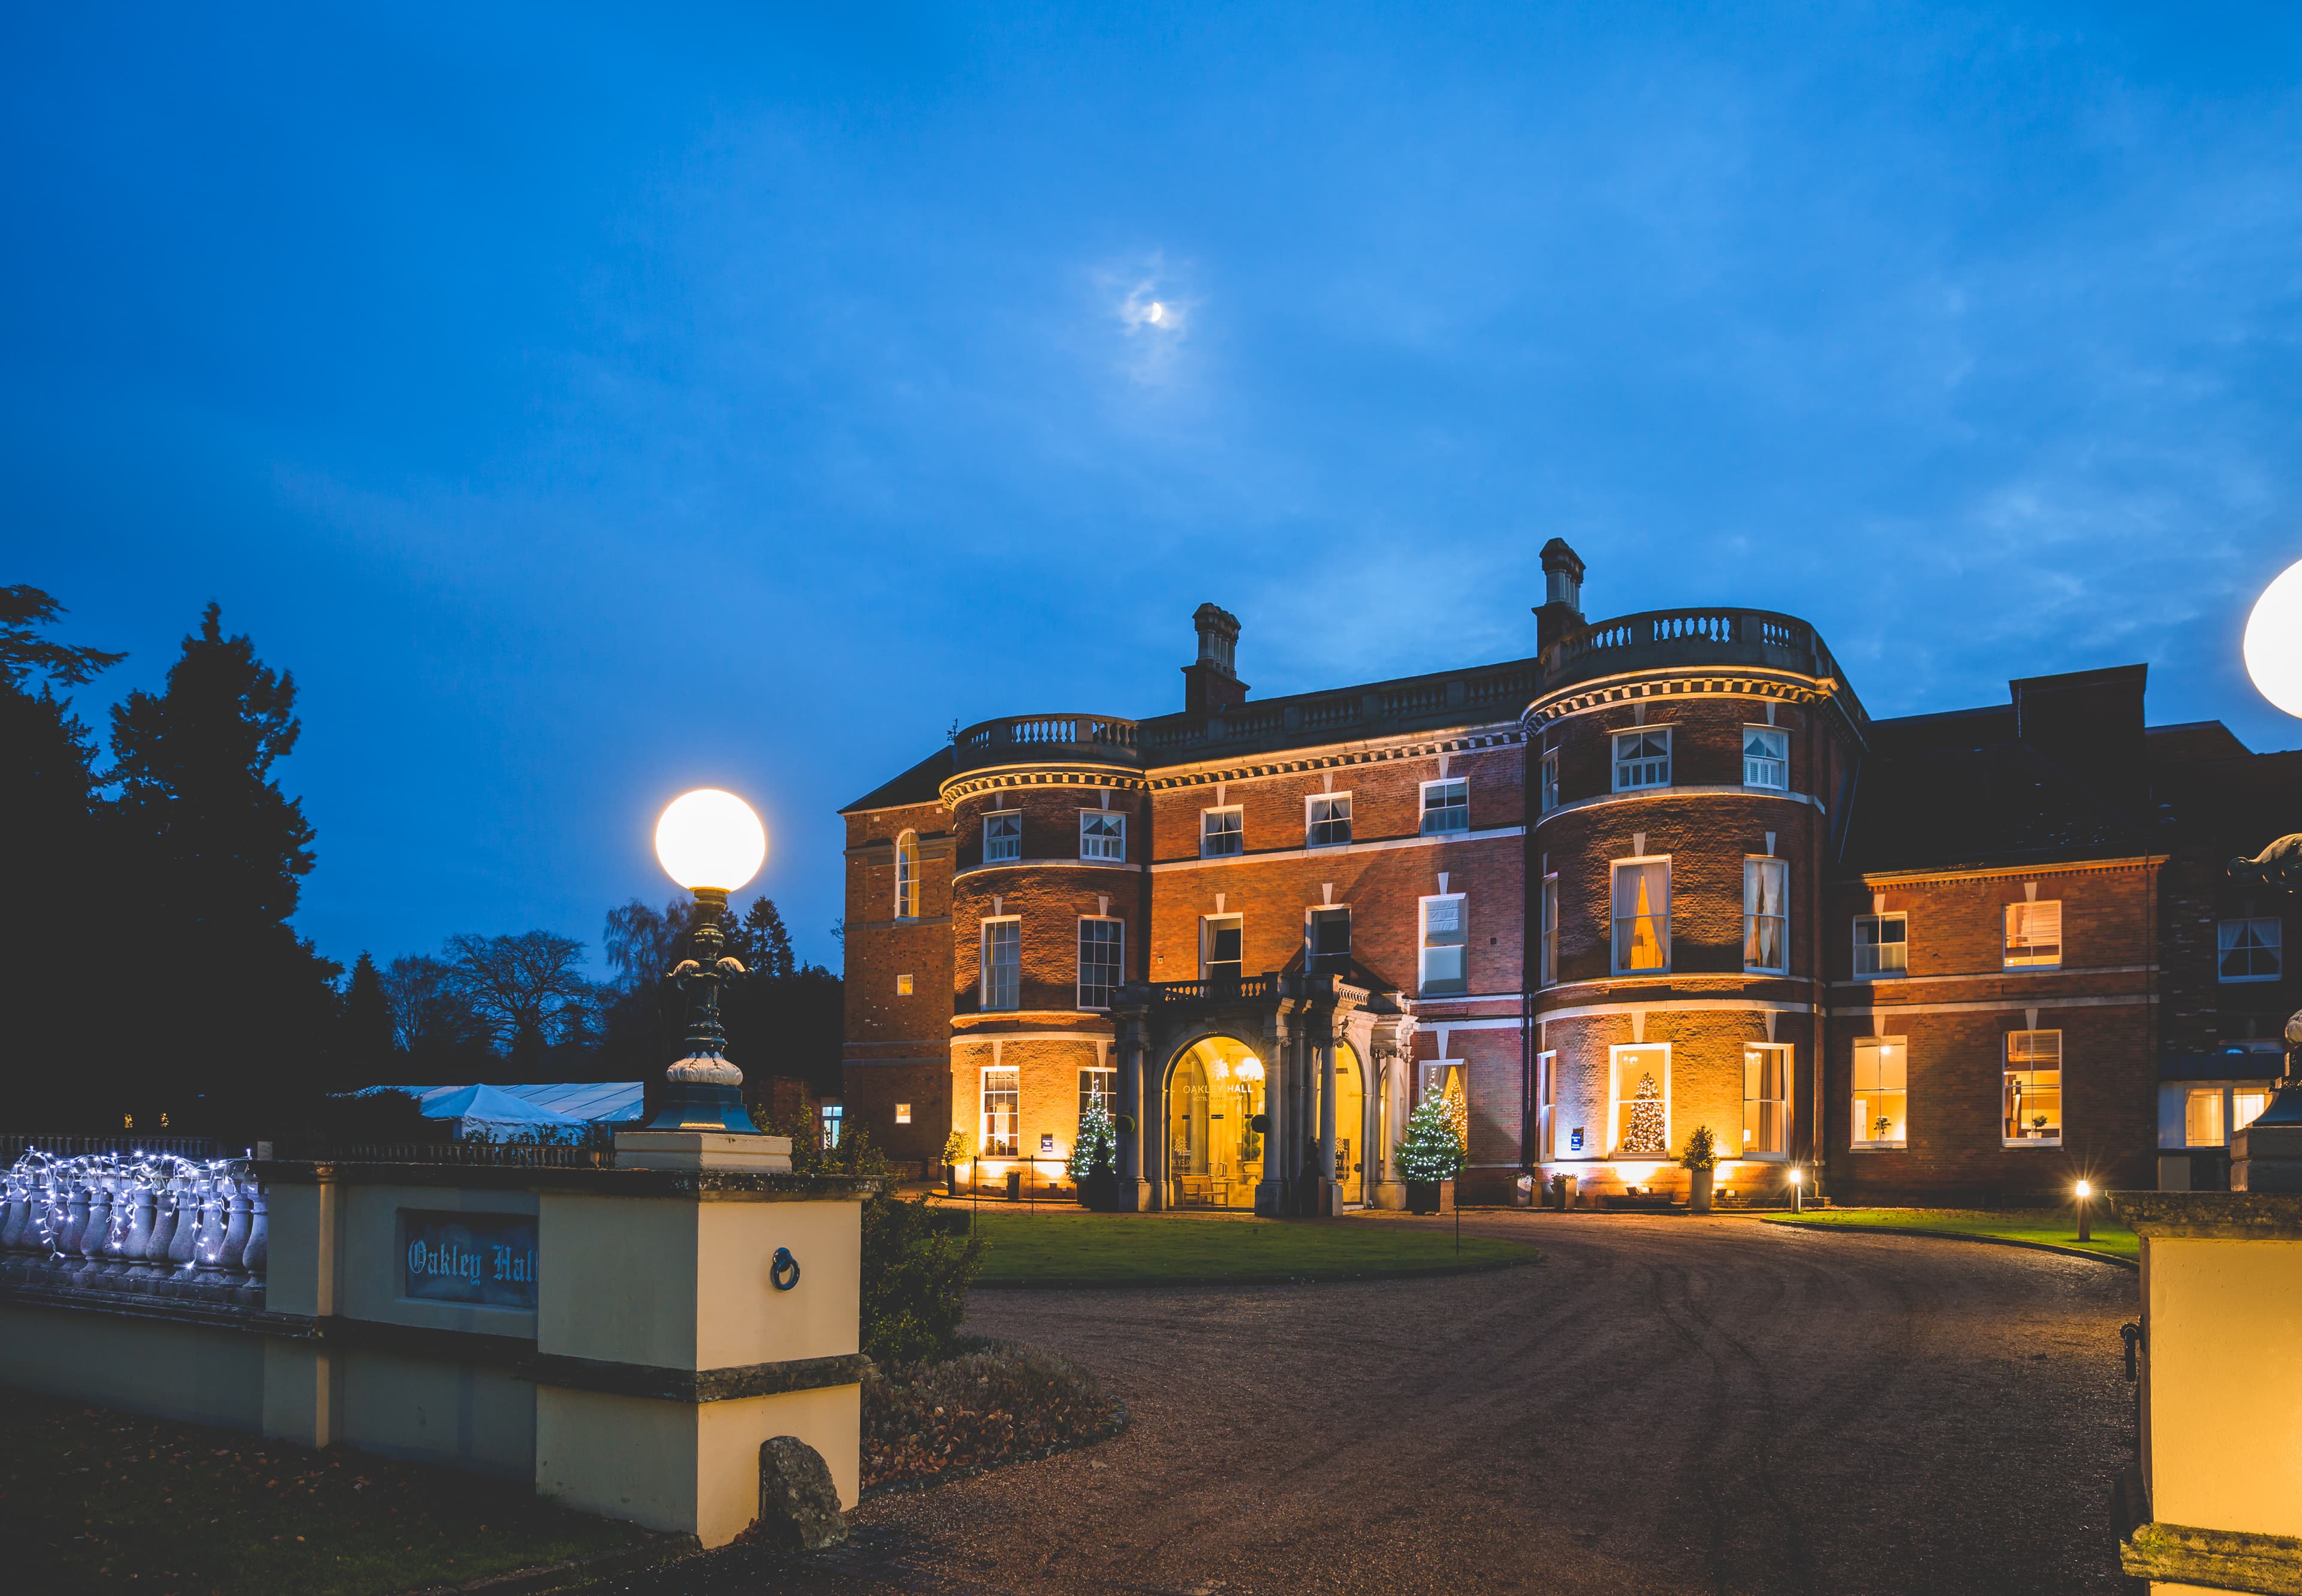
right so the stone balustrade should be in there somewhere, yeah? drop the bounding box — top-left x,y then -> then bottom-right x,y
0,1149 -> 266,1310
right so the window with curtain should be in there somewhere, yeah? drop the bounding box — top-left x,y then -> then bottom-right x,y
1743,1045 -> 1789,1155
1611,858 -> 1671,973
2004,1030 -> 2063,1144
980,919 -> 1020,1010
1307,792 -> 1352,847
1201,806 -> 1243,857
2219,918 -> 2283,982
1079,811 -> 1126,862
1743,858 -> 1788,972
1420,895 -> 1468,994
1203,915 -> 1243,983
980,1067 -> 1019,1155
1743,726 -> 1789,790
1613,729 -> 1671,791
983,810 -> 1022,864
893,831 -> 919,919
1852,1037 -> 1906,1148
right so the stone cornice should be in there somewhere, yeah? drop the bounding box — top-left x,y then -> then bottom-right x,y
1523,669 -> 1838,726
1141,728 -> 1524,791
939,765 -> 1150,805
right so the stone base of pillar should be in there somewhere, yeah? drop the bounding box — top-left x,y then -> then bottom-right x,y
1115,1179 -> 1153,1212
1369,1179 -> 1406,1211
1254,1178 -> 1289,1217
614,1131 -> 795,1172
2235,1123 -> 2302,1190
1313,1179 -> 1343,1218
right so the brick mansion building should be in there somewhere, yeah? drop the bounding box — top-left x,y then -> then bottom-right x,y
840,542 -> 2298,1209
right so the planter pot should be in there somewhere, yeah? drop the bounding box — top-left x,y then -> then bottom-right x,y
1689,1167 -> 1715,1214
945,1166 -> 958,1196
1405,1178 -> 1457,1215
1077,1170 -> 1120,1212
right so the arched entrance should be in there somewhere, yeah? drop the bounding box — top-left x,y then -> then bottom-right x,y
1164,1036 -> 1267,1209
1333,1042 -> 1367,1205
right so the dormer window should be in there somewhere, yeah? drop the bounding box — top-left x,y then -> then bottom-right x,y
1613,730 -> 1671,792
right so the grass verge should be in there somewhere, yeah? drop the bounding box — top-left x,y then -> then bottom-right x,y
966,1209 -> 1538,1286
2,1390 -> 655,1595
1763,1206 -> 2137,1265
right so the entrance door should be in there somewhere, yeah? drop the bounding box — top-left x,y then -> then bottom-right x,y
1333,1043 -> 1366,1205
1165,1039 -> 1267,1209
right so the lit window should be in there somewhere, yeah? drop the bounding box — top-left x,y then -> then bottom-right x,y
981,918 -> 1020,1010
894,1103 -> 912,1124
1307,792 -> 1352,847
1539,750 -> 1560,814
2219,918 -> 2283,982
896,973 -> 914,995
1743,858 -> 1788,973
1080,811 -> 1126,862
2185,1088 -> 2223,1148
2004,1031 -> 2062,1145
1610,1046 -> 1670,1154
820,1103 -> 843,1148
1611,858 -> 1671,974
1743,1045 -> 1789,1155
893,830 -> 920,918
1420,895 -> 1468,995
983,810 -> 1022,864
1540,874 -> 1559,988
1854,914 -> 1906,977
1743,727 -> 1788,791
1202,915 -> 1243,985
1201,807 -> 1243,858
981,1067 -> 1019,1156
2003,900 -> 2062,968
1536,1049 -> 1559,1160
1852,1038 -> 1906,1148
1308,907 -> 1352,979
1077,918 -> 1124,1009
1420,779 -> 1469,835
1078,1067 -> 1116,1124
1613,729 -> 1671,792
2237,1090 -> 2270,1133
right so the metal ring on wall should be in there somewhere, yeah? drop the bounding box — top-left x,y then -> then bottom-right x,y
770,1246 -> 800,1291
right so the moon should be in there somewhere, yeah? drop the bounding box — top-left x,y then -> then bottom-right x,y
2244,556 -> 2302,719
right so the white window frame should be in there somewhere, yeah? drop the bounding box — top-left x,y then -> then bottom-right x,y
2004,1029 -> 2063,1147
1539,749 -> 1560,814
980,1065 -> 1019,1156
1743,856 -> 1789,975
1201,913 -> 1243,983
893,829 -> 920,919
1741,1043 -> 1791,1159
1540,873 -> 1559,988
2003,900 -> 2062,969
2219,916 -> 2283,983
1307,904 -> 1352,979
982,809 -> 1022,865
1851,1036 -> 1907,1150
1200,805 -> 1243,858
2185,1087 -> 2225,1148
1419,777 -> 1469,836
1853,913 -> 1907,979
1610,855 -> 1672,976
820,1103 -> 843,1148
1306,791 -> 1352,848
1607,1043 -> 1673,1158
1536,1048 -> 1557,1161
1078,1066 -> 1117,1124
1078,810 -> 1126,863
980,916 -> 1020,1011
1742,726 -> 1789,792
1418,892 -> 1468,995
1612,728 -> 1671,792
1076,916 -> 1124,1010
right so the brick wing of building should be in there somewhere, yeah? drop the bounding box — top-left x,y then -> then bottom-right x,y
840,542 -> 2298,1209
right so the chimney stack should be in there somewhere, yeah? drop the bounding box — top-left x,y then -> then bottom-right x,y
1534,539 -> 1587,651
1183,602 -> 1249,715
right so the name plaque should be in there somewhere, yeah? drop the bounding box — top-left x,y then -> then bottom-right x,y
400,1211 -> 538,1310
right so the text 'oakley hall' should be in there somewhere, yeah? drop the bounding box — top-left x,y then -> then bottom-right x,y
839,542 -> 2297,1212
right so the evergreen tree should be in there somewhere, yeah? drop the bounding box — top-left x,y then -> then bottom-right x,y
1619,1072 -> 1668,1154
740,895 -> 796,979
339,952 -> 397,1087
106,603 -> 338,1130
1398,1088 -> 1468,1182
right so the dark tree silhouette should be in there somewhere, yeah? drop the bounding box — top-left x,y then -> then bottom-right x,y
443,930 -> 600,1078
742,896 -> 796,980
338,952 -> 397,1087
379,954 -> 489,1069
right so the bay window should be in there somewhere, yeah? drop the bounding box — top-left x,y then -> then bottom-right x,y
980,918 -> 1020,1010
980,1066 -> 1019,1156
1743,858 -> 1788,973
1613,729 -> 1671,791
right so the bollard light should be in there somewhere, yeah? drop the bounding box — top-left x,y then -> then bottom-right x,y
2075,1178 -> 2093,1242
1789,1163 -> 1805,1214
641,789 -> 769,1134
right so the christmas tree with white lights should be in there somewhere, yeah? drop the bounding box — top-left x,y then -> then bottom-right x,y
1619,1072 -> 1668,1154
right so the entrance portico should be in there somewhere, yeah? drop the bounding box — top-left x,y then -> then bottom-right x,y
1111,973 -> 1414,1216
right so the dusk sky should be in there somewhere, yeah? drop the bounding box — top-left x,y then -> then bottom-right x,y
5,4 -> 2299,979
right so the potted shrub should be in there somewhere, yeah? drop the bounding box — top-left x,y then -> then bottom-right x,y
1399,1089 -> 1467,1214
1068,1103 -> 1120,1211
1679,1125 -> 1719,1213
942,1129 -> 969,1196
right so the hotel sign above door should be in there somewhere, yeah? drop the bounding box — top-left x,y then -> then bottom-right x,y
401,1211 -> 539,1310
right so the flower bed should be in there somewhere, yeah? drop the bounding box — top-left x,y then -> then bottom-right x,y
861,1336 -> 1123,1492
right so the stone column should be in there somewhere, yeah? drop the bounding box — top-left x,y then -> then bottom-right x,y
1113,992 -> 1152,1212
1317,1024 -> 1340,1218
1257,1017 -> 1292,1216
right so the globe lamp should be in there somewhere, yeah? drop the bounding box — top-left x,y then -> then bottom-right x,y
2244,556 -> 2302,719
641,789 -> 768,1135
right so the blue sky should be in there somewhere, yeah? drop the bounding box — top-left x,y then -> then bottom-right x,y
5,4 -> 2299,976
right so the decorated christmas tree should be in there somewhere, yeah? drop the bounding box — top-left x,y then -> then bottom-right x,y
1619,1072 -> 1668,1154
1068,1100 -> 1117,1181
1399,1087 -> 1468,1182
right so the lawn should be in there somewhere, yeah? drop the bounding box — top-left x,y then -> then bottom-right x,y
965,1209 -> 1538,1285
2,1391 -> 659,1595
1763,1206 -> 2138,1264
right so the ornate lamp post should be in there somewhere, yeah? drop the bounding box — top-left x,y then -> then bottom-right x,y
640,789 -> 768,1136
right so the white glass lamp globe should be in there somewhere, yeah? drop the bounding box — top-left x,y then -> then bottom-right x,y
654,789 -> 766,892
2245,556 -> 2302,719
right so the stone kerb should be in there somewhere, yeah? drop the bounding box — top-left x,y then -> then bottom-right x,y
2110,1191 -> 2302,1591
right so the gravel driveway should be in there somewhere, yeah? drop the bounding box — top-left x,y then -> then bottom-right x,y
596,1212 -> 2139,1596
